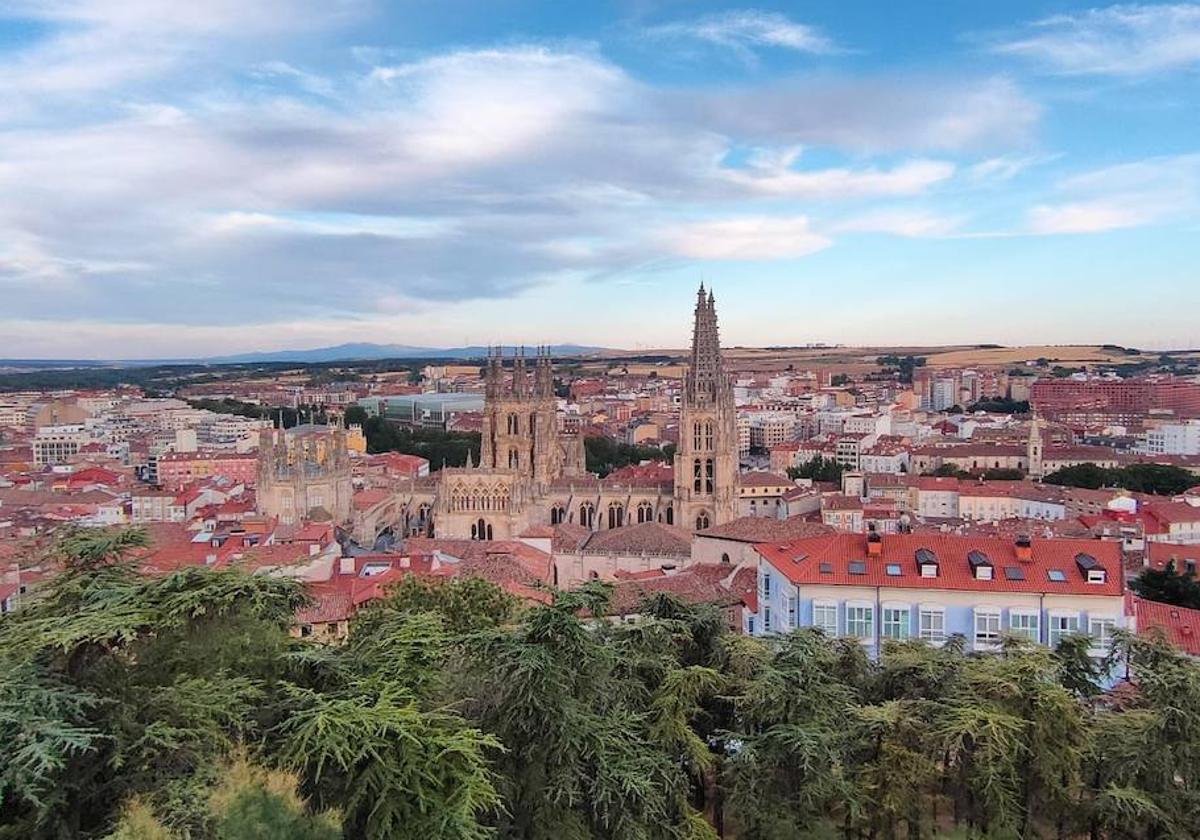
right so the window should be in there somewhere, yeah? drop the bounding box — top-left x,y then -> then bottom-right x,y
747,616 -> 756,635
1047,569 -> 1067,582
695,512 -> 710,530
848,561 -> 866,575
693,459 -> 702,492
1089,617 -> 1117,651
704,458 -> 714,493
787,595 -> 798,628
974,608 -> 1001,648
1048,613 -> 1080,648
761,572 -> 772,599
882,607 -> 910,640
1009,611 -> 1039,642
885,563 -> 902,576
813,602 -> 838,635
846,604 -> 873,639
919,607 -> 945,643
819,562 -> 833,574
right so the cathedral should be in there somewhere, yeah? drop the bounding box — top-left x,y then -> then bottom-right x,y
384,286 -> 740,541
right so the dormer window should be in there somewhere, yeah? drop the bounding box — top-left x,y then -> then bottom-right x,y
968,550 -> 993,581
1075,552 -> 1106,585
916,548 -> 938,578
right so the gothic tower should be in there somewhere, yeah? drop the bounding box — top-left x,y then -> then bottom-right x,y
674,284 -> 738,530
480,346 -> 564,491
1027,416 -> 1044,479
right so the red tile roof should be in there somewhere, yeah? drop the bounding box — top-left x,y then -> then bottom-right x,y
738,471 -> 793,488
755,533 -> 1123,596
610,563 -> 757,615
697,516 -> 835,543
1132,597 -> 1200,656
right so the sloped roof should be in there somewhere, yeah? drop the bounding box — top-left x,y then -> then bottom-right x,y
755,532 -> 1123,597
580,522 -> 692,557
697,516 -> 834,544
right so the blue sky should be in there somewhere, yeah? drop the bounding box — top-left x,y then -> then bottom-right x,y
1,1 -> 1198,357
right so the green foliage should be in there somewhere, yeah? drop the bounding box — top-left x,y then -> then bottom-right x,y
876,354 -> 927,384
585,435 -> 674,477
787,454 -> 845,484
1043,462 -> 1196,495
187,398 -> 329,429
349,411 -> 481,469
967,398 -> 1030,414
1131,561 -> 1200,610
7,528 -> 1200,839
829,373 -> 851,387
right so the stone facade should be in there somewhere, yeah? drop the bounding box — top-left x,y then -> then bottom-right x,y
257,424 -> 353,526
378,287 -> 740,543
673,285 -> 739,531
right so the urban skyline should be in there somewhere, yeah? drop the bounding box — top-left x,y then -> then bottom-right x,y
2,1 -> 1198,357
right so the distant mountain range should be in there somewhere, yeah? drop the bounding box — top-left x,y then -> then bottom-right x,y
0,343 -> 612,369
204,342 -> 611,364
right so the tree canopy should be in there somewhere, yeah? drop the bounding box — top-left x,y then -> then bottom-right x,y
787,454 -> 845,484
3,528 -> 1200,839
1043,462 -> 1196,496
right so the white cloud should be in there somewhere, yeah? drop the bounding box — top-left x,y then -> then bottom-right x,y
0,0 -> 363,108
681,76 -> 1039,153
645,9 -> 839,60
1027,201 -> 1151,234
368,48 -> 629,168
966,154 -> 1047,182
991,3 -> 1200,76
1025,153 -> 1200,233
831,209 -> 963,237
726,156 -> 955,199
657,215 -> 831,260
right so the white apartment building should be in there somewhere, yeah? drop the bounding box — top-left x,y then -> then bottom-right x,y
1139,420 -> 1200,456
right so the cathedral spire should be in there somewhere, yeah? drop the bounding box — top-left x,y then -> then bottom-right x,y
686,283 -> 725,404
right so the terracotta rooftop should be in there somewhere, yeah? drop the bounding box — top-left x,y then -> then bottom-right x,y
1132,597 -> 1200,657
697,516 -> 835,543
610,562 -> 757,616
755,533 -> 1123,597
580,522 -> 692,557
738,471 -> 793,488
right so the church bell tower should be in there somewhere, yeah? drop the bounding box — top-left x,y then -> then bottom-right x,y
674,284 -> 738,530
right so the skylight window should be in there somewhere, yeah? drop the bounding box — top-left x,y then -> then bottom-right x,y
1047,569 -> 1067,582
848,561 -> 867,575
1003,566 -> 1025,581
819,562 -> 833,574
885,564 -> 902,576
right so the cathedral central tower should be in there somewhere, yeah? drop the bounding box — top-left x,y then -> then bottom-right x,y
673,284 -> 738,530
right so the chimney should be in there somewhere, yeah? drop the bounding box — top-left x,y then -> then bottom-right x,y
867,526 -> 882,557
1016,534 -> 1032,562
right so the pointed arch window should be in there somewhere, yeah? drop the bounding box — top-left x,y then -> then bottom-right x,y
704,421 -> 713,451
694,458 -> 703,493
509,448 -> 519,469
695,512 -> 710,531
705,458 -> 714,493
608,503 -> 625,529
693,422 -> 702,450
580,502 -> 595,529
664,506 -> 674,525
637,502 -> 653,524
